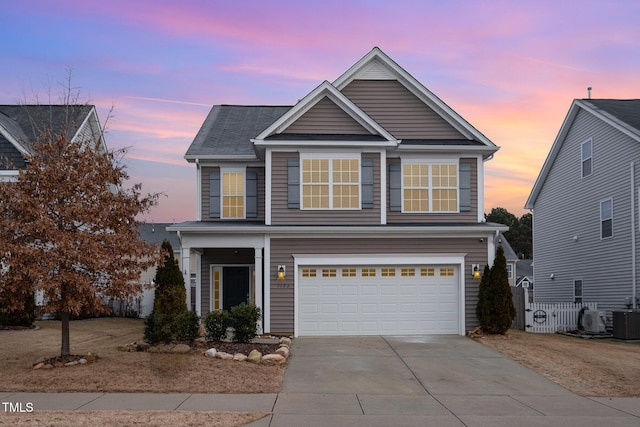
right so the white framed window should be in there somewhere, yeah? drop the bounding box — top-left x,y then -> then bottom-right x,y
574,279 -> 583,304
600,198 -> 613,239
221,169 -> 245,218
301,153 -> 360,210
506,264 -> 513,280
581,139 -> 592,178
402,160 -> 458,213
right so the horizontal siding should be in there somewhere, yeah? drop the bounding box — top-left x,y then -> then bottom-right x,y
387,157 -> 478,223
271,151 -> 381,225
283,97 -> 370,134
533,109 -> 640,314
200,166 -> 265,222
0,138 -> 25,169
341,80 -> 465,140
269,237 -> 488,333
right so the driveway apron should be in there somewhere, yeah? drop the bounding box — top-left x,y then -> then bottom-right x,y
256,335 -> 640,427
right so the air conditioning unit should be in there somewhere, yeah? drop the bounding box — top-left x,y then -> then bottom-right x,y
583,310 -> 606,333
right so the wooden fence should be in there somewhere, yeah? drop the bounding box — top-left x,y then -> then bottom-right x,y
522,289 -> 598,333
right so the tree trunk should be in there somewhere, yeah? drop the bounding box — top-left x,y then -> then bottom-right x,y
61,310 -> 70,356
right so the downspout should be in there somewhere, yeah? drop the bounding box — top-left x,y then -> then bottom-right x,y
632,162 -> 637,308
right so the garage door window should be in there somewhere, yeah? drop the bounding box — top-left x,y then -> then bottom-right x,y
381,268 -> 396,277
322,268 -> 337,277
362,268 -> 376,277
302,268 -> 317,277
421,267 -> 435,276
342,268 -> 356,277
440,268 -> 454,276
401,268 -> 416,276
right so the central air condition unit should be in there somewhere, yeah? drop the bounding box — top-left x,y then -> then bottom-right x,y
583,310 -> 606,333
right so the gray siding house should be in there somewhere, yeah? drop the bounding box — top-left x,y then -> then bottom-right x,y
0,105 -> 104,181
526,99 -> 640,315
169,48 -> 507,336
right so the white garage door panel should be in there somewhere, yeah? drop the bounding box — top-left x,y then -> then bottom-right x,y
298,265 -> 459,335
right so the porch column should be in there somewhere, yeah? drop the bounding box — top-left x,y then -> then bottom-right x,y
254,246 -> 263,333
181,247 -> 191,312
194,250 -> 202,317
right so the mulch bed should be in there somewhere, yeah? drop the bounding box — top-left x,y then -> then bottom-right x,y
193,341 -> 280,355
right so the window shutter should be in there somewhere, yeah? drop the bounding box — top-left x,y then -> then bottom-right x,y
287,157 -> 300,209
246,170 -> 258,218
459,162 -> 471,212
209,171 -> 220,218
389,162 -> 401,212
361,157 -> 374,209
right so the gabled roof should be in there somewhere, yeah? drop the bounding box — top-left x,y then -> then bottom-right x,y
137,222 -> 180,250
495,233 -> 518,262
525,99 -> 640,209
253,80 -> 397,144
333,47 -> 498,150
185,105 -> 291,161
0,105 -> 95,157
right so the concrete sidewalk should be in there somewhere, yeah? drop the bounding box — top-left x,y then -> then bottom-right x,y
2,336 -> 640,426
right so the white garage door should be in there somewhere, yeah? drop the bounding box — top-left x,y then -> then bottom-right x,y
298,265 -> 459,335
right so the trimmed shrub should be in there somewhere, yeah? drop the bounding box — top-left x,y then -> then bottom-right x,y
204,309 -> 229,341
476,246 -> 516,334
175,311 -> 200,341
230,303 -> 261,343
143,312 -> 173,343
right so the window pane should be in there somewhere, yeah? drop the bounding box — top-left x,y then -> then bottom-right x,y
582,158 -> 592,177
582,140 -> 592,160
602,219 -> 613,238
222,172 -> 245,218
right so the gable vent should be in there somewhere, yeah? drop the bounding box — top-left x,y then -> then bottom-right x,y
355,60 -> 395,80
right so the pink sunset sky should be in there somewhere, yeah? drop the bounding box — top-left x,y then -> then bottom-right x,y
1,0 -> 638,222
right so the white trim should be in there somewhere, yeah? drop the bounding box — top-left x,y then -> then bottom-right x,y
210,264 -> 253,312
220,167 -> 247,219
477,155 -> 485,223
253,140 -> 398,148
0,170 -> 19,182
299,152 -> 362,211
264,236 -> 271,333
380,150 -> 387,225
196,160 -> 202,221
254,246 -> 264,333
195,251 -> 202,316
265,148 -> 272,225
400,158 -> 460,214
293,253 -> 467,336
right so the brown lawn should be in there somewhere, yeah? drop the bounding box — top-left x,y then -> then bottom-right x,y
0,318 -> 284,427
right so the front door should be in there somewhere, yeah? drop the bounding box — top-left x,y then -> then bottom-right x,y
223,266 -> 250,312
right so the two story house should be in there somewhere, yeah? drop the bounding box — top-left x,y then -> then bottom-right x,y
169,48 -> 507,336
1,104 -> 104,180
526,99 -> 640,316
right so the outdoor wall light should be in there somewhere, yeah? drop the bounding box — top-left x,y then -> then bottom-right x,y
277,265 -> 286,280
472,264 -> 481,280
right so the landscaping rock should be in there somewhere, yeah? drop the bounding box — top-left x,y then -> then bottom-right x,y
85,352 -> 98,362
65,361 -> 79,367
78,358 -> 87,364
204,348 -> 217,358
33,362 -> 44,370
279,337 -> 292,347
275,346 -> 290,357
34,357 -> 47,365
247,349 -> 262,364
216,351 -> 234,360
262,354 -> 286,365
42,364 -> 53,369
171,344 -> 191,353
233,353 -> 247,362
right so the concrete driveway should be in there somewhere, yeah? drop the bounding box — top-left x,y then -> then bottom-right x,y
253,335 -> 640,427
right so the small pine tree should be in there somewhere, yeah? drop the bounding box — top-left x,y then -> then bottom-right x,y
476,246 -> 516,334
145,240 -> 187,342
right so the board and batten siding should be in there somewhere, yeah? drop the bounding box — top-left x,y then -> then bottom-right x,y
282,97 -> 370,135
386,157 -> 478,223
533,108 -> 640,313
268,237 -> 487,333
270,151 -> 381,225
341,79 -> 465,140
200,166 -> 265,221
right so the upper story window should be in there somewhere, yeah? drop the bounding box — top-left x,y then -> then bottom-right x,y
506,264 -> 513,280
574,279 -> 583,303
600,198 -> 613,239
581,139 -> 592,178
222,171 -> 245,218
301,154 -> 360,210
402,161 -> 458,213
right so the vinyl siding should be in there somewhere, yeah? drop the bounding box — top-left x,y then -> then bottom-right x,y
0,137 -> 25,169
387,157 -> 478,223
341,80 -> 465,139
283,97 -> 370,134
269,237 -> 487,333
533,109 -> 640,314
200,166 -> 265,222
270,151 -> 381,225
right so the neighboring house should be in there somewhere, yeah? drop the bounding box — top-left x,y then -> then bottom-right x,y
495,233 -> 518,287
526,99 -> 640,315
169,47 -> 507,336
0,105 -> 104,180
516,259 -> 533,289
135,223 -> 183,317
